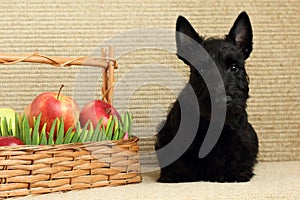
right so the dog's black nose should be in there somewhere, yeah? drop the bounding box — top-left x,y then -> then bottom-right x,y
225,96 -> 233,105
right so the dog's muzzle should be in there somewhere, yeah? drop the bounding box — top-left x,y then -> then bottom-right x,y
215,95 -> 232,106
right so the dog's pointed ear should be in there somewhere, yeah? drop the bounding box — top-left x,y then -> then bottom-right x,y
227,12 -> 253,60
176,16 -> 203,64
176,16 -> 202,45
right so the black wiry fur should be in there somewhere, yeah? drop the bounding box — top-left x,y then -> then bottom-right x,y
155,12 -> 259,183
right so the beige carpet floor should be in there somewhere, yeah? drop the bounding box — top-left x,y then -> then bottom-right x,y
18,161 -> 300,200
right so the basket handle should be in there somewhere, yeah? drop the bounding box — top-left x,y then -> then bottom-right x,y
0,46 -> 117,105
101,47 -> 116,105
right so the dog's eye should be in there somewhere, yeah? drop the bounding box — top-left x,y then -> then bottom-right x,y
229,64 -> 239,73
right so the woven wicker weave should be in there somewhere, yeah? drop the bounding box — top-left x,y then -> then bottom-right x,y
0,137 -> 141,198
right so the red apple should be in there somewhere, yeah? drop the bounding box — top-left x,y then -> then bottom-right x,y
27,85 -> 80,135
23,103 -> 31,118
0,136 -> 24,146
79,100 -> 120,129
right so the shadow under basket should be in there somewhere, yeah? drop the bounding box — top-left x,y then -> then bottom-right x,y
0,136 -> 142,198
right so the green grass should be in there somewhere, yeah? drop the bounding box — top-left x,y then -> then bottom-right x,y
0,112 -> 133,145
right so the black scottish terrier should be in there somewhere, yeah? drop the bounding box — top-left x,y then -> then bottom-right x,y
155,12 -> 258,183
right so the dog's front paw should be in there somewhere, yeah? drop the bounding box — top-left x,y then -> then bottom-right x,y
235,171 -> 254,182
157,175 -> 179,183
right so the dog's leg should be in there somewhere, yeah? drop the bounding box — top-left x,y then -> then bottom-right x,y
158,159 -> 200,183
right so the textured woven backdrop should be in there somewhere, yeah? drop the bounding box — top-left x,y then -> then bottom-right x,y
0,0 -> 299,165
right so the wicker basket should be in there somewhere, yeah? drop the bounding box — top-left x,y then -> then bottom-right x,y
0,47 -> 142,199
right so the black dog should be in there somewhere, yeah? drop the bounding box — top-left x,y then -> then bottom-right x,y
155,12 -> 258,183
